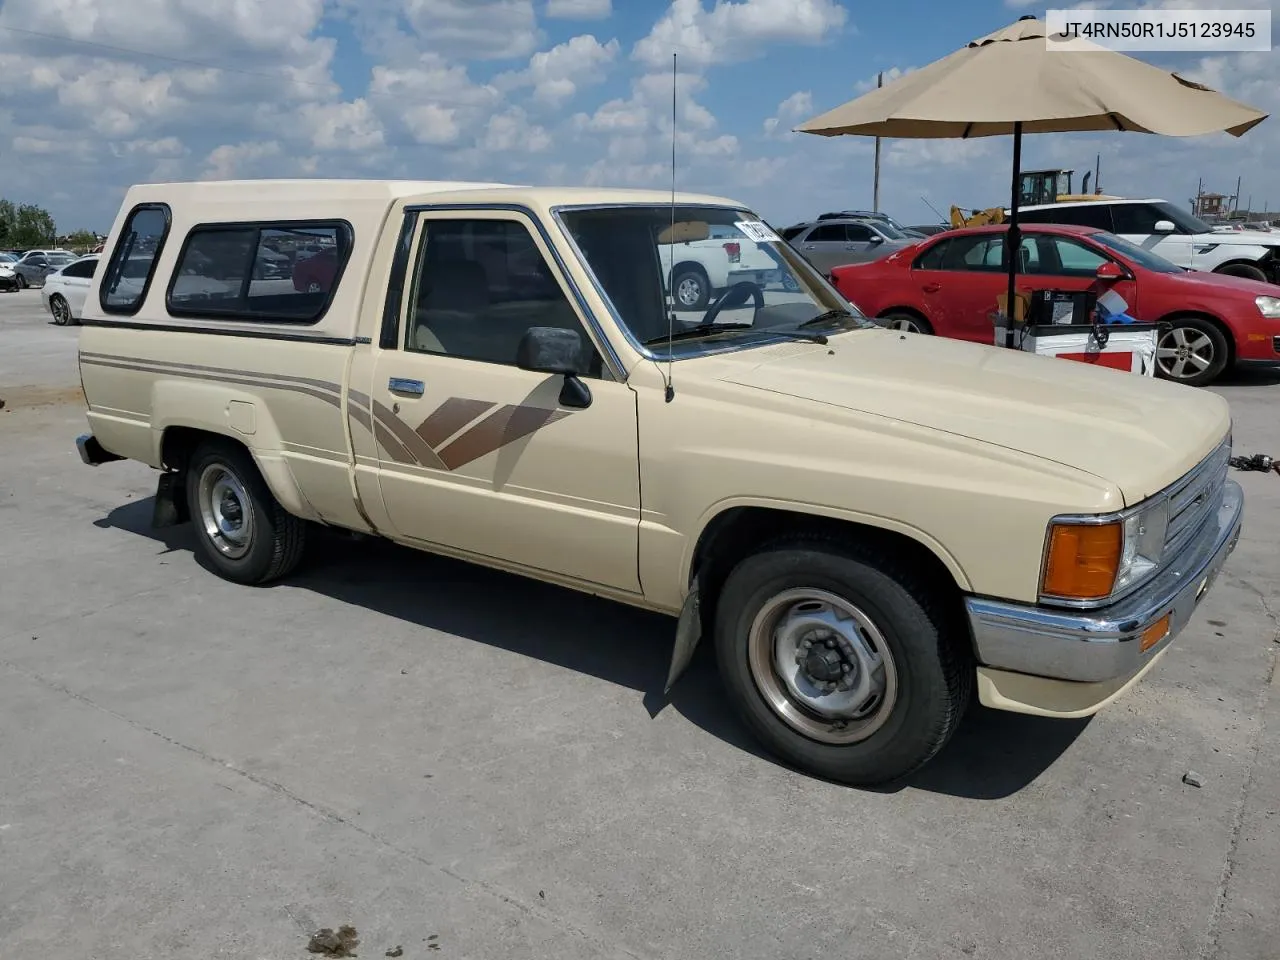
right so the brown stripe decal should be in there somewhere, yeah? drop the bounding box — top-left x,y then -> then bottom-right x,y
437,404 -> 568,470
415,397 -> 495,447
374,422 -> 415,464
370,399 -> 448,470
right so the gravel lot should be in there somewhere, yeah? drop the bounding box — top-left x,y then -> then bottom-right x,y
2,286 -> 1278,960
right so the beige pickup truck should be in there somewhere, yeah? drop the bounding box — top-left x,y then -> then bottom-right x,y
75,179 -> 1243,785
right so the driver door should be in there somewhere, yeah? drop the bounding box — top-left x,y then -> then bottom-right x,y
367,210 -> 642,593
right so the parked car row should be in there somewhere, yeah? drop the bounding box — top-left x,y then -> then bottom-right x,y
0,248 -> 79,290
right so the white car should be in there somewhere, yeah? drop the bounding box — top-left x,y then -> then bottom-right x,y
41,254 -> 99,325
1018,198 -> 1280,284
0,253 -> 18,292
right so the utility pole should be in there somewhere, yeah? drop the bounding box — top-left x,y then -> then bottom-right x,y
1234,175 -> 1242,215
872,71 -> 883,212
1246,195 -> 1252,218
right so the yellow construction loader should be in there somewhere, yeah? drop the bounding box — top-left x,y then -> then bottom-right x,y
949,167 -> 1120,229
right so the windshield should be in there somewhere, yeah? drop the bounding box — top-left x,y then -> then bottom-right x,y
1089,232 -> 1185,273
555,205 -> 873,358
865,220 -> 906,240
1153,201 -> 1212,235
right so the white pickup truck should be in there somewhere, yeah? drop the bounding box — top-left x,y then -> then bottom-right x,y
74,179 -> 1242,786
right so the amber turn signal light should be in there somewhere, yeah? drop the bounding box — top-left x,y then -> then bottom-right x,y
1042,521 -> 1123,601
1139,613 -> 1171,652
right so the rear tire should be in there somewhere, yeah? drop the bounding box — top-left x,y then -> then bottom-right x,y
16,274 -> 28,290
671,266 -> 711,311
1155,317 -> 1229,387
713,538 -> 971,786
184,440 -> 307,585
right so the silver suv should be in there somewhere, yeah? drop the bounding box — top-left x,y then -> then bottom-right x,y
780,218 -> 915,273
13,249 -> 78,289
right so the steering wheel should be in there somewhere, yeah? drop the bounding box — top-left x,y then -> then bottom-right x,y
699,281 -> 765,327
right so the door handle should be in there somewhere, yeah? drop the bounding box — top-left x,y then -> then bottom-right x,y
804,244 -> 817,250
388,377 -> 424,396
922,282 -> 942,293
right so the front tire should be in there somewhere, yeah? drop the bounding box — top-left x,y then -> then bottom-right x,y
713,539 -> 971,786
1217,262 -> 1267,283
1155,317 -> 1229,387
49,295 -> 71,326
16,274 -> 28,290
185,440 -> 307,585
878,311 -> 933,335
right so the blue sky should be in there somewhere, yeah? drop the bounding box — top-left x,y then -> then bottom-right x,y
0,0 -> 1275,233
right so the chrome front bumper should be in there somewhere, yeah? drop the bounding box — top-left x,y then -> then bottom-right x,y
966,479 -> 1243,683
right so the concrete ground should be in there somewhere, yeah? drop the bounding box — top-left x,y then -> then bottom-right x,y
1,287 -> 1278,960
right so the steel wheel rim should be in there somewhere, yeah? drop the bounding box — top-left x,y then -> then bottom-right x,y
747,588 -> 898,745
1157,326 -> 1215,380
197,463 -> 254,559
677,276 -> 702,306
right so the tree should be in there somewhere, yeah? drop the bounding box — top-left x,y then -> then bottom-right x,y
65,229 -> 99,250
0,198 -> 56,249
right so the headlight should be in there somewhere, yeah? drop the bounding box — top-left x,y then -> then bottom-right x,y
1041,499 -> 1168,603
1255,295 -> 1280,318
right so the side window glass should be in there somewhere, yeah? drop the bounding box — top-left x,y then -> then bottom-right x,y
806,224 -> 845,242
1111,204 -> 1159,234
63,259 -> 97,279
845,224 -> 874,242
168,222 -> 350,322
1052,237 -> 1109,276
406,219 -> 602,377
101,204 -> 170,313
914,239 -> 950,270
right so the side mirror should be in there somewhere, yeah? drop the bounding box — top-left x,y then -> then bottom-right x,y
1096,261 -> 1126,281
868,235 -> 884,244
516,326 -> 592,408
1153,219 -> 1176,233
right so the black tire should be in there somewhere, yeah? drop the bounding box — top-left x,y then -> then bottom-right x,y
1217,262 -> 1268,283
1155,316 -> 1230,388
16,273 -> 27,290
671,266 -> 710,311
878,311 -> 933,335
184,439 -> 307,585
50,295 -> 71,326
713,538 -> 971,786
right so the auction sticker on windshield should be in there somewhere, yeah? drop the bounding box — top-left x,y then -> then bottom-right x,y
735,221 -> 782,243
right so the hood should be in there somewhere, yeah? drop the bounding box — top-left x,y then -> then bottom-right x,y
716,329 -> 1229,505
1210,230 -> 1280,246
1163,267 -> 1278,297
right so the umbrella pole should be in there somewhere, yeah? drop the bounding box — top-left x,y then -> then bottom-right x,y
1004,121 -> 1023,348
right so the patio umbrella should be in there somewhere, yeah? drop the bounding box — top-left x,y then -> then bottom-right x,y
794,15 -> 1268,346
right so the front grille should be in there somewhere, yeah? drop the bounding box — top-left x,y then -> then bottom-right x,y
1162,438 -> 1230,561
1273,335 -> 1279,355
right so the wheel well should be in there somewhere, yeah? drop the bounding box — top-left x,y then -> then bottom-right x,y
1211,258 -> 1265,273
1154,311 -> 1235,365
689,506 -> 964,629
876,306 -> 933,331
160,426 -> 244,472
48,292 -> 66,302
670,261 -> 709,282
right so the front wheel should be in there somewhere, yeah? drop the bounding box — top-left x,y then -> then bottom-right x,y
713,540 -> 971,786
16,274 -> 28,290
1155,317 -> 1229,387
49,295 -> 71,326
878,311 -> 933,335
1217,262 -> 1268,283
671,267 -> 710,311
185,440 -> 307,585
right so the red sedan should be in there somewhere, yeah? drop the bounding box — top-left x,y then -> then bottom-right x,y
830,223 -> 1280,387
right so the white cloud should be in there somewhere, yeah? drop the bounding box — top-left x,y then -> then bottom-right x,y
633,0 -> 849,69
546,0 -> 612,17
854,65 -> 915,94
511,34 -> 621,106
298,99 -> 385,151
341,0 -> 543,62
201,140 -> 284,180
763,90 -> 813,137
479,107 -> 552,153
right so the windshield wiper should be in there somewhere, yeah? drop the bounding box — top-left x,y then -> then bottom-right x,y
643,322 -> 828,346
798,308 -> 856,329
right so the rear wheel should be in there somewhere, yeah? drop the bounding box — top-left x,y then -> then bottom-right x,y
713,539 -> 971,786
878,311 -> 933,334
16,274 -> 28,290
671,266 -> 710,311
185,440 -> 307,585
1155,317 -> 1229,387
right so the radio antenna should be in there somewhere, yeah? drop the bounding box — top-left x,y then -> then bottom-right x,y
663,50 -> 677,403
921,194 -> 948,224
